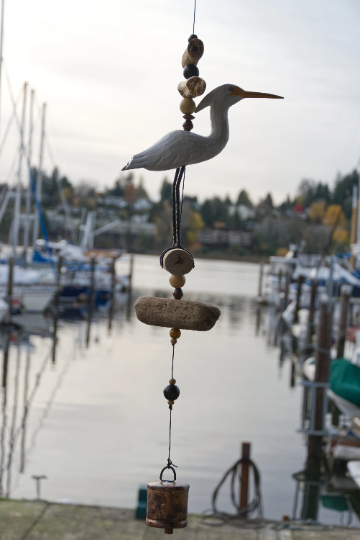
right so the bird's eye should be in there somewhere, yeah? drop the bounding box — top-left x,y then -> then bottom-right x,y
229,87 -> 234,92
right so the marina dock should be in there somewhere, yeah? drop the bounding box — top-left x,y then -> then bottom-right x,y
0,499 -> 359,540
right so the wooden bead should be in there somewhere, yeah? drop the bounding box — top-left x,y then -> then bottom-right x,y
180,98 -> 196,114
178,77 -> 206,99
170,338 -> 177,345
169,274 -> 185,288
169,378 -> 176,385
168,400 -> 174,406
173,288 -> 183,300
182,114 -> 194,131
163,248 -> 194,275
183,64 -> 199,79
170,328 -> 181,339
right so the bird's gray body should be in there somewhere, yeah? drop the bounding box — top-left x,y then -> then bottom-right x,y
122,85 -> 233,172
122,84 -> 283,172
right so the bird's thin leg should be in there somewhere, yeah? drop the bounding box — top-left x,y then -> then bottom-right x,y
159,166 -> 194,270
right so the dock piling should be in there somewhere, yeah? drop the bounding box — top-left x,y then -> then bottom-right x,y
108,255 -> 116,332
336,284 -> 352,359
52,256 -> 63,363
6,257 -> 14,324
294,275 -> 305,324
258,262 -> 264,299
86,256 -> 96,347
306,296 -> 333,471
239,442 -> 251,516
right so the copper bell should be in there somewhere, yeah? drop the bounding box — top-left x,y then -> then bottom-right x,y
146,466 -> 189,534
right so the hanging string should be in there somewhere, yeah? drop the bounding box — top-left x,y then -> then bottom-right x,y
180,168 -> 186,222
166,345 -> 176,473
192,0 -> 197,35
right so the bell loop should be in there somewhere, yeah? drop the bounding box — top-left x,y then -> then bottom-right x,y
160,465 -> 177,483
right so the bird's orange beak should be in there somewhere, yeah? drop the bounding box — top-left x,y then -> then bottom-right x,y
230,86 -> 284,99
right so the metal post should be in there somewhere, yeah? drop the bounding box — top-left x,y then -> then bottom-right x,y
52,256 -> 63,364
86,256 -> 96,347
294,275 -> 305,324
129,253 -> 134,290
23,88 -> 34,265
336,285 -> 352,359
307,297 -> 333,471
108,255 -> 116,332
5,256 -> 13,323
350,185 -> 357,267
258,262 -> 264,299
32,103 -> 46,249
13,82 -> 27,256
31,475 -> 47,500
284,267 -> 290,308
305,279 -> 317,355
0,0 -> 5,141
239,442 -> 251,515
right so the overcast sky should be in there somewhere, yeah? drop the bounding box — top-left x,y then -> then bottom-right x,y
1,0 -> 360,203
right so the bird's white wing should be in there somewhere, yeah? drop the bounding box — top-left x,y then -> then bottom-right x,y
122,130 -> 210,171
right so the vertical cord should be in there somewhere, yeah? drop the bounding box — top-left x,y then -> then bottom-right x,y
168,344 -> 175,465
192,0 -> 197,35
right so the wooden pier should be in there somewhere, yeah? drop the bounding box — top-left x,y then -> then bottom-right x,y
0,500 -> 358,539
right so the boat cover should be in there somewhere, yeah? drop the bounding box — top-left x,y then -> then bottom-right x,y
331,358 -> 360,407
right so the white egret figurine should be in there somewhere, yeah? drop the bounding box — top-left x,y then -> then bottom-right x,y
122,84 -> 283,172
122,83 -> 283,267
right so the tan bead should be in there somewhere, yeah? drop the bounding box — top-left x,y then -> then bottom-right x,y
170,328 -> 181,339
179,98 -> 196,114
168,400 -> 174,406
170,338 -> 177,345
169,274 -> 185,288
169,378 -> 176,385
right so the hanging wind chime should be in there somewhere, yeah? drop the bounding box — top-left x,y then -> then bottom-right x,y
123,1 -> 283,534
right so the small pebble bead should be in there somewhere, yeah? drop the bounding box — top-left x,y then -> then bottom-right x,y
168,400 -> 174,406
173,287 -> 183,300
170,338 -> 177,345
183,64 -> 199,79
164,384 -> 180,401
169,378 -> 176,385
170,328 -> 181,339
169,274 -> 185,288
180,98 -> 196,114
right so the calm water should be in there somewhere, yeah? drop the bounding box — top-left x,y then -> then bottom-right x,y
0,255 -> 357,526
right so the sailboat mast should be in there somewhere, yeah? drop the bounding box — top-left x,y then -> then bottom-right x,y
23,88 -> 34,264
0,0 -> 5,140
32,102 -> 46,249
12,82 -> 27,256
350,184 -> 357,267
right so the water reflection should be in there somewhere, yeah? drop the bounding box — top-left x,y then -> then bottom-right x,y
0,256 -> 358,528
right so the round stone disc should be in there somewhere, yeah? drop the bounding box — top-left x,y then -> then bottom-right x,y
163,248 -> 194,275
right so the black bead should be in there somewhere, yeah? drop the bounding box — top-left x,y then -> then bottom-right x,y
173,288 -> 183,300
164,384 -> 180,401
183,64 -> 199,79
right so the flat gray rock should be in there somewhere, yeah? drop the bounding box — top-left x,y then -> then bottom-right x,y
134,297 -> 221,331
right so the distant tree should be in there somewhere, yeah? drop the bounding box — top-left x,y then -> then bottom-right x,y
237,189 -> 253,207
160,178 -> 172,204
332,170 -> 358,204
323,205 -> 344,228
200,197 -> 228,226
185,211 -> 205,244
308,200 -> 326,222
